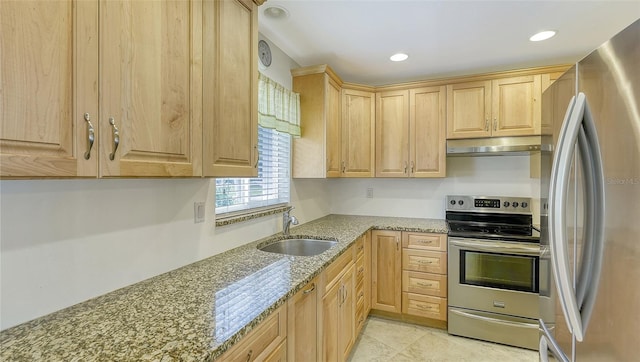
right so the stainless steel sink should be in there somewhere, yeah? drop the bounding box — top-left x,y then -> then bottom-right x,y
258,238 -> 337,256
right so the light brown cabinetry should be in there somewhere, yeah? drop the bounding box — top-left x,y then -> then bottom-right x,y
1,0 -> 203,178
447,76 -> 542,139
342,87 -> 375,177
287,278 -> 318,362
100,0 -> 202,177
371,230 -> 402,313
203,0 -> 258,177
401,232 -> 448,321
354,231 -> 372,335
2,0 -> 261,179
292,66 -> 342,178
375,87 -> 446,178
320,246 -> 356,362
0,0 -> 98,177
218,304 -> 287,362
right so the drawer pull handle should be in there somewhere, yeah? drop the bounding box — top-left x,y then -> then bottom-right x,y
417,260 -> 434,265
83,113 -> 94,160
108,117 -> 120,161
246,349 -> 253,362
417,239 -> 433,244
417,282 -> 434,287
416,303 -> 435,311
303,283 -> 316,295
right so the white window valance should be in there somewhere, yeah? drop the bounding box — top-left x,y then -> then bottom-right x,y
258,72 -> 301,137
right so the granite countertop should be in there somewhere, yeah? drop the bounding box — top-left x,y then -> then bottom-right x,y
0,214 -> 447,361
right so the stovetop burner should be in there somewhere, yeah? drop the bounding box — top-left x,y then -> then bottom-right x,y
445,195 -> 540,243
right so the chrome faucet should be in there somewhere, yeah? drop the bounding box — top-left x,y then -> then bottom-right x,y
283,206 -> 299,236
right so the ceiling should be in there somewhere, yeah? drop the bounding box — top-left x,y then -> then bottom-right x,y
258,1 -> 640,86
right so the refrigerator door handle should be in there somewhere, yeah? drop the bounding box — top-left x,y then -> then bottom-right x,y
574,94 -> 606,336
539,320 -> 570,362
549,93 -> 585,341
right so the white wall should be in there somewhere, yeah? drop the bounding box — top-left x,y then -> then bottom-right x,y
330,156 -> 540,221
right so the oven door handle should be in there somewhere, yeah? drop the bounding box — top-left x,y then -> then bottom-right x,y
448,238 -> 539,256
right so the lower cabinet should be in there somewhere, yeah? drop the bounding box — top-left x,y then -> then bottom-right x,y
218,304 -> 287,362
371,230 -> 402,313
320,247 -> 356,362
371,230 -> 448,324
287,278 -> 319,362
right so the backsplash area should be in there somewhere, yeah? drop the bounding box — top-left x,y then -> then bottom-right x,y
330,156 -> 539,221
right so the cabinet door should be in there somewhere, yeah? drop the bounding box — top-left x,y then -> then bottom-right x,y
541,72 -> 565,134
375,90 -> 409,177
491,75 -> 541,137
342,89 -> 375,177
326,78 -> 342,177
203,0 -> 258,177
287,279 -> 318,362
100,0 -> 202,177
446,81 -> 491,139
0,1 -> 98,177
410,86 -> 446,178
339,264 -> 356,361
371,230 -> 402,313
321,280 -> 340,362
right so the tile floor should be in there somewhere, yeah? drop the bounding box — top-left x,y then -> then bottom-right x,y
348,316 -> 539,362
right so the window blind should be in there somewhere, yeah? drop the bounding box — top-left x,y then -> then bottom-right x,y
215,127 -> 291,214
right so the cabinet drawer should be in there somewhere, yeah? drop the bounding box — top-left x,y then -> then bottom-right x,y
402,271 -> 447,298
402,292 -> 447,321
355,255 -> 365,283
323,245 -> 354,294
402,232 -> 446,251
355,300 -> 366,332
264,340 -> 286,362
402,249 -> 447,274
219,305 -> 286,362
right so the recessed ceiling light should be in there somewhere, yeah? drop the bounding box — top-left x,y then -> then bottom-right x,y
529,30 -> 557,42
264,6 -> 289,20
390,53 -> 409,62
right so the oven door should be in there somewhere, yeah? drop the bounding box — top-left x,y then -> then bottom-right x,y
448,237 -> 540,319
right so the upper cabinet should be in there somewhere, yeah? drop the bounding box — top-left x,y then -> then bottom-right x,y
292,66 -> 343,178
447,75 -> 541,139
1,0 -> 262,179
376,86 -> 446,178
100,0 -> 202,177
342,87 -> 375,177
0,0 -> 98,177
203,0 -> 259,177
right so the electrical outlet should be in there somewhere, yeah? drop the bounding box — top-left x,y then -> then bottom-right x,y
366,188 -> 373,198
194,202 -> 205,223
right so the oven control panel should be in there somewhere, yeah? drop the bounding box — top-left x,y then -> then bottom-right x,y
446,195 -> 532,213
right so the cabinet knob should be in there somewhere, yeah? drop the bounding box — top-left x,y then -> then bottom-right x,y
108,117 -> 120,161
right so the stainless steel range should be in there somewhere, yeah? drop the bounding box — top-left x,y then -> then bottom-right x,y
446,195 -> 540,350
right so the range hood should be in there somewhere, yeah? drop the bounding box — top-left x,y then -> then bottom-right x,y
446,136 -> 549,156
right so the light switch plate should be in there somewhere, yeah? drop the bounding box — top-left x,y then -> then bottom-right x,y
366,188 -> 373,198
194,202 -> 205,223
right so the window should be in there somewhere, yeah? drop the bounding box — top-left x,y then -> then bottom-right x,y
215,126 -> 291,215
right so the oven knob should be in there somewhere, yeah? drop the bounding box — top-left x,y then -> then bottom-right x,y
503,201 -> 510,207
521,202 -> 528,208
458,200 -> 464,206
512,202 -> 519,208
450,200 -> 456,205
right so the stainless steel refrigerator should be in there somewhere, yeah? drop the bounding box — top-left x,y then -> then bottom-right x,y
539,19 -> 639,361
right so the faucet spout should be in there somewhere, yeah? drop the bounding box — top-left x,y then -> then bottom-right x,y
283,206 -> 298,236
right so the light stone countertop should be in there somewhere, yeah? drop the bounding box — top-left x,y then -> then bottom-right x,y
0,214 -> 448,361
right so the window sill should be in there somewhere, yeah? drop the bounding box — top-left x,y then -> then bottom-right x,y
215,204 -> 289,227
